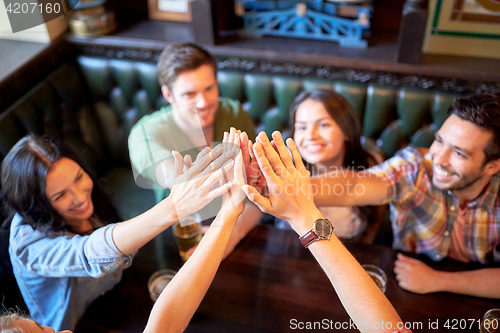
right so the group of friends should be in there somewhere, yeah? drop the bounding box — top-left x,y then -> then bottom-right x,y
0,42 -> 498,333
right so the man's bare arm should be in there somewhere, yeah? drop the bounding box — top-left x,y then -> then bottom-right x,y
395,254 -> 500,298
438,267 -> 500,298
311,170 -> 389,207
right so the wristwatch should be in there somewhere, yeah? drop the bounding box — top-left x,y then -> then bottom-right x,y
299,219 -> 334,248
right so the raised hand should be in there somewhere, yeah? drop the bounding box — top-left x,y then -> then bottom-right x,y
219,128 -> 246,216
169,145 -> 235,220
242,131 -> 321,234
239,131 -> 267,196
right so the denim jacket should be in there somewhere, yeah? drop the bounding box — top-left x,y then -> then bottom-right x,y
9,213 -> 135,331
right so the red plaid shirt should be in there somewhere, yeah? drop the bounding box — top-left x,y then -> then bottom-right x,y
368,146 -> 500,264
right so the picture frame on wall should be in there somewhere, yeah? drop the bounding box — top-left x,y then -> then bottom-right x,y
148,0 -> 192,22
423,0 -> 500,59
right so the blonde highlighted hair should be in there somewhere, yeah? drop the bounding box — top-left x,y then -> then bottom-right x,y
0,309 -> 29,332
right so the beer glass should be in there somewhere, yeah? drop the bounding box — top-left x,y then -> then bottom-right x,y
173,220 -> 202,261
362,264 -> 387,294
148,269 -> 177,302
480,309 -> 500,333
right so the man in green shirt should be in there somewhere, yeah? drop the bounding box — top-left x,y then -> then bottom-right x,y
128,43 -> 261,258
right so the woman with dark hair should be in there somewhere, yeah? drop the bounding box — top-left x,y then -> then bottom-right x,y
1,136 -> 120,233
1,134 -> 236,331
286,89 -> 383,243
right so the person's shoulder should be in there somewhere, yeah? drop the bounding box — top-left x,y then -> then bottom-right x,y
10,213 -> 70,238
391,146 -> 432,175
394,146 -> 429,163
10,213 -> 28,230
370,145 -> 429,175
9,214 -> 42,247
218,97 -> 242,113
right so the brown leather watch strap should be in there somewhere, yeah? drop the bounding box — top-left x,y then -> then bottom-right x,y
299,229 -> 318,248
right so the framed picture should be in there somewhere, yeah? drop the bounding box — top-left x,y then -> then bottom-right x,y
148,0 -> 192,22
423,0 -> 500,59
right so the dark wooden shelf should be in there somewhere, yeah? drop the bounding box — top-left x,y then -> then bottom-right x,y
66,19 -> 500,85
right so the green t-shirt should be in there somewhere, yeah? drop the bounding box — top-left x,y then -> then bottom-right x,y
128,97 -> 256,188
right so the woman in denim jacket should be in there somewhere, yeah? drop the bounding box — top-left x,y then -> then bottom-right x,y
1,134 -> 236,331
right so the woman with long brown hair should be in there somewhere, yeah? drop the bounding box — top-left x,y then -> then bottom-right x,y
1,134 -> 236,331
287,89 -> 383,243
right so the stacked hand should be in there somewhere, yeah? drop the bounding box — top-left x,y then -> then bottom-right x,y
242,131 -> 322,235
239,131 -> 267,196
184,129 -> 247,257
220,128 -> 246,216
168,145 -> 235,220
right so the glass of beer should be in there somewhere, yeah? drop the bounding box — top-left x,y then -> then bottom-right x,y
480,309 -> 500,333
147,269 -> 177,302
362,264 -> 387,294
173,220 -> 202,261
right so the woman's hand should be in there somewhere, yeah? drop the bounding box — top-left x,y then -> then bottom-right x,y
242,131 -> 321,234
169,145 -> 235,220
239,131 -> 267,196
219,128 -> 246,217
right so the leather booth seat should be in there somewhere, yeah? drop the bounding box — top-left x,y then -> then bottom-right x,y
77,56 -> 460,160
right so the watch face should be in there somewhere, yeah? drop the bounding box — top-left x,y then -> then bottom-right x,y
314,219 -> 332,238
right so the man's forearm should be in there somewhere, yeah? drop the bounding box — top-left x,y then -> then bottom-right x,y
435,267 -> 500,298
311,170 -> 388,207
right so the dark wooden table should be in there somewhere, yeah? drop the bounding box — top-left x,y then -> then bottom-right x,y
76,225 -> 499,333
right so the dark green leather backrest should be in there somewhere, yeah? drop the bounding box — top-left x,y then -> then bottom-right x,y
77,57 -> 168,165
0,62 -> 110,174
75,56 -> 462,159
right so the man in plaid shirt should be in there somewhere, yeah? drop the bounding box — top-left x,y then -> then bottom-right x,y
311,94 -> 500,298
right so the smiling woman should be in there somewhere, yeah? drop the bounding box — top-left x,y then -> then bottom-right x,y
0,134 -> 236,331
284,90 -> 384,244
1,131 -> 246,333
0,135 -> 126,331
1,135 -> 119,233
44,158 -> 96,234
